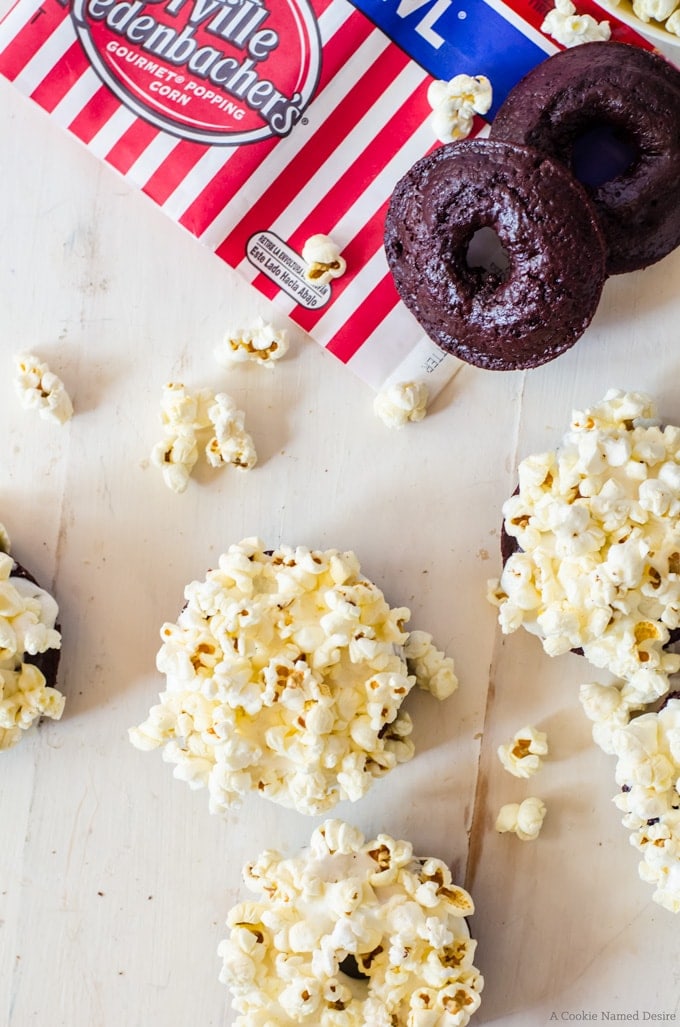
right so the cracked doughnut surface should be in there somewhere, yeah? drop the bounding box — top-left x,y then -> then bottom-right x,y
384,138 -> 606,371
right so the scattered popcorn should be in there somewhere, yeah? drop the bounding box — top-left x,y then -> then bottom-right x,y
404,630 -> 458,700
0,524 -> 64,750
214,316 -> 289,368
578,678 -> 650,755
373,380 -> 429,428
495,797 -> 547,841
541,0 -> 611,45
150,431 -> 199,494
13,352 -> 73,425
301,234 -> 346,286
205,394 -> 257,470
497,726 -> 548,778
632,0 -> 679,24
488,390 -> 680,705
219,819 -> 484,1027
150,383 -> 256,493
129,539 -> 458,815
609,697 -> 680,912
427,74 -> 493,143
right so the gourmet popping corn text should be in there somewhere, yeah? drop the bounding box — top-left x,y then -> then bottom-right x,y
0,525 -> 64,750
219,819 -> 484,1026
129,539 -> 457,815
489,390 -> 680,707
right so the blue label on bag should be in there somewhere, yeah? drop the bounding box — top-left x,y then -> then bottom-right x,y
347,0 -> 553,115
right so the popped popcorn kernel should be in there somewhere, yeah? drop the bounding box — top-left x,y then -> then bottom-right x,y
302,234 -> 347,286
219,820 -> 483,1026
609,697 -> 680,911
632,0 -> 679,24
0,524 -> 64,750
215,316 -> 289,368
151,383 -> 256,492
129,539 -> 457,815
405,630 -> 458,700
13,352 -> 73,425
495,797 -> 547,841
427,74 -> 492,143
497,725 -> 548,778
541,0 -> 611,45
491,391 -> 680,703
205,393 -> 257,471
667,8 -> 680,33
373,381 -> 429,428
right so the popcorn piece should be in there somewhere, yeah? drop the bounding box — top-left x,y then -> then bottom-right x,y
0,524 -> 64,751
13,352 -> 73,425
129,539 -> 457,815
205,394 -> 257,470
404,630 -> 458,700
151,383 -> 256,492
541,0 -> 611,45
667,8 -> 680,32
427,74 -> 493,143
373,380 -> 429,428
497,726 -> 548,778
219,819 -> 483,1026
632,0 -> 679,23
495,797 -> 547,841
610,698 -> 680,912
302,234 -> 346,286
578,678 -> 651,755
150,431 -> 198,494
215,316 -> 289,368
489,390 -> 680,704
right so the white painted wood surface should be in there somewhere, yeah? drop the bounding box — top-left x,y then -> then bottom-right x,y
1,35 -> 680,1027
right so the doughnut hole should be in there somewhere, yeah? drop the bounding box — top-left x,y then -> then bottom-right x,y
339,954 -> 370,981
338,952 -> 376,1005
464,226 -> 511,285
569,121 -> 639,190
384,138 -> 607,369
488,42 -> 680,274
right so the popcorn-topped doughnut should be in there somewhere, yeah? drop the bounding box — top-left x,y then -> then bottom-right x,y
609,697 -> 680,913
219,819 -> 483,1026
0,523 -> 64,750
489,390 -> 680,706
129,538 -> 458,816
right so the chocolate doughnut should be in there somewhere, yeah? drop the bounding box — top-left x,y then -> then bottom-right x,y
489,42 -> 680,275
489,390 -> 680,687
0,527 -> 64,750
10,560 -> 61,687
129,538 -> 457,816
219,819 -> 484,1026
384,138 -> 606,371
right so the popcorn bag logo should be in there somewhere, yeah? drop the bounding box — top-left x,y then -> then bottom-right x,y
70,0 -> 322,144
